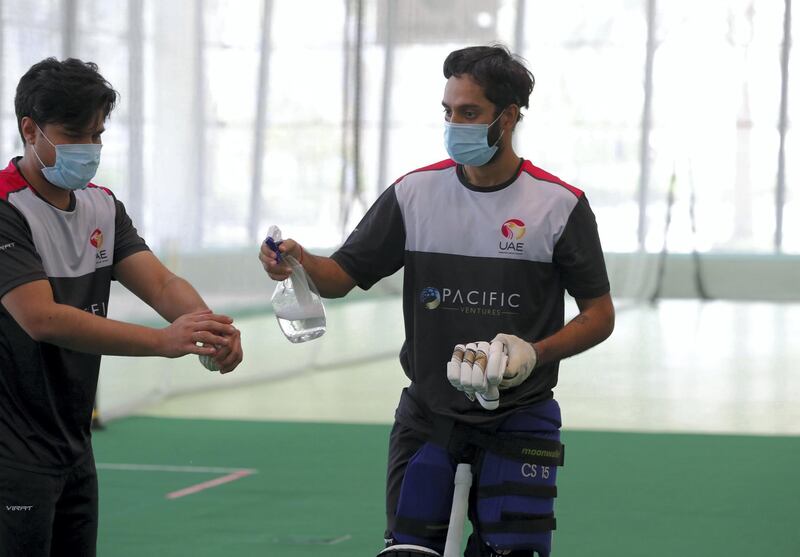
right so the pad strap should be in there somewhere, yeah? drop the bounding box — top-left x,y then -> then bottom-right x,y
477,482 -> 557,499
393,516 -> 450,540
469,431 -> 565,467
480,513 -> 557,534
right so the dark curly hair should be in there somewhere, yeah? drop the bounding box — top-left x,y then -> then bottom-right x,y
443,45 -> 534,122
15,57 -> 118,142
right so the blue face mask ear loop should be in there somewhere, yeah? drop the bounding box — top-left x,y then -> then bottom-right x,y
30,123 -> 56,171
488,108 -> 507,148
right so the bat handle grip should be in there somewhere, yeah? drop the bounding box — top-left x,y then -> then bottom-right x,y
443,463 -> 472,557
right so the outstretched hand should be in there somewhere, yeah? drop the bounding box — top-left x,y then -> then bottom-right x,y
160,309 -> 234,359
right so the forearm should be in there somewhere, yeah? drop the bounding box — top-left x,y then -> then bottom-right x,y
149,274 -> 209,322
533,300 -> 615,366
260,239 -> 356,298
114,252 -> 211,324
296,251 -> 355,299
35,303 -> 164,356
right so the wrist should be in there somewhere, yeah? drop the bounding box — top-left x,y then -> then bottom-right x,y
152,327 -> 168,357
530,342 -> 540,368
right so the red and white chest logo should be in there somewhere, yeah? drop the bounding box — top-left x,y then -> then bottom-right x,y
501,219 -> 526,240
89,229 -> 104,249
498,218 -> 526,256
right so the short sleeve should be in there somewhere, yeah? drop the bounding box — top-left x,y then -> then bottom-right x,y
553,195 -> 610,299
331,185 -> 406,290
112,197 -> 149,265
0,201 -> 47,298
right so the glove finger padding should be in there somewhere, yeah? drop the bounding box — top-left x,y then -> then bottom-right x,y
447,344 -> 466,391
470,341 -> 490,394
447,341 -> 490,402
460,343 -> 478,395
473,341 -> 505,410
486,340 -> 507,386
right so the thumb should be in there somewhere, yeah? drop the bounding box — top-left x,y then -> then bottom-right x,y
491,333 -> 511,346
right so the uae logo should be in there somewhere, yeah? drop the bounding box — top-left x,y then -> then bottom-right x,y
90,229 -> 104,249
501,219 -> 526,240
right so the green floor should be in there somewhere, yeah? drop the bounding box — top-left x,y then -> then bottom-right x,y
93,417 -> 800,556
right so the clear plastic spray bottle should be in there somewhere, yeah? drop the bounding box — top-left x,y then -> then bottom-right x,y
265,225 -> 326,343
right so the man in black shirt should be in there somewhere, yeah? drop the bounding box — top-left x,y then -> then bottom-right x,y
0,58 -> 243,556
261,46 -> 614,557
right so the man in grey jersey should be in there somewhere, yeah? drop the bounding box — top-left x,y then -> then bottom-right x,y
260,45 -> 614,557
0,58 -> 243,556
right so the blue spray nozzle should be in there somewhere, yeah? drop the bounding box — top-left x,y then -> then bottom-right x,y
264,237 -> 283,263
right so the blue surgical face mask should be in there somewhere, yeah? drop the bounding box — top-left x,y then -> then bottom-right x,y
444,110 -> 505,166
32,124 -> 102,191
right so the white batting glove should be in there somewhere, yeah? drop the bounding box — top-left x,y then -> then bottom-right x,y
492,333 -> 538,389
447,341 -> 506,410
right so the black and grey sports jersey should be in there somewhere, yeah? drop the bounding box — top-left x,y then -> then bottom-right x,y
0,158 -> 148,472
332,159 -> 609,430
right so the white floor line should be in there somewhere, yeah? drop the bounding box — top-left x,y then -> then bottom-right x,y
320,535 -> 353,545
95,462 -> 258,500
96,463 -> 257,474
166,469 -> 256,500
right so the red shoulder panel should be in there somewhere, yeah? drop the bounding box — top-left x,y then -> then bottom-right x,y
520,160 -> 584,198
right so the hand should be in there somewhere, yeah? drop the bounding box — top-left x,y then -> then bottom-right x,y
200,326 -> 243,374
446,341 -> 507,410
447,342 -> 486,396
258,238 -> 302,281
159,309 -> 235,359
492,333 -> 538,389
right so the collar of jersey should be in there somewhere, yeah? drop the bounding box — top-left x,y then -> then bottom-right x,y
456,158 -> 524,193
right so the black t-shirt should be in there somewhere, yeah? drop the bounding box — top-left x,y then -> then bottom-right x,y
0,158 -> 148,472
332,159 -> 610,432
